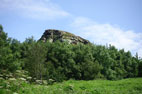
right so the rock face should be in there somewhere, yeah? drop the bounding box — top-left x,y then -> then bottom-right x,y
40,29 -> 90,44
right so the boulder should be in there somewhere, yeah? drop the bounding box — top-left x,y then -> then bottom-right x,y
40,29 -> 90,44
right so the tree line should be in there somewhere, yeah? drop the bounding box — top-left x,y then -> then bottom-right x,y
0,25 -> 142,82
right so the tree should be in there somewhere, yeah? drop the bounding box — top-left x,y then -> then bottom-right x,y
25,41 -> 47,80
0,25 -> 19,72
138,59 -> 142,77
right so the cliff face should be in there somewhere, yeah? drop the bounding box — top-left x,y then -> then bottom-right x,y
40,29 -> 90,44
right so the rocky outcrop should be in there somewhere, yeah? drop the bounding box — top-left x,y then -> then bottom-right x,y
40,29 -> 90,44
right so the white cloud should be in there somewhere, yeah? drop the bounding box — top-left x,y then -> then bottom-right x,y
71,17 -> 142,57
0,0 -> 69,20
1,0 -> 141,57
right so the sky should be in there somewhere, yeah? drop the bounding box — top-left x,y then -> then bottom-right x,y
0,0 -> 142,57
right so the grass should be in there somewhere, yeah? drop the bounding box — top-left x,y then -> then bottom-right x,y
0,78 -> 142,94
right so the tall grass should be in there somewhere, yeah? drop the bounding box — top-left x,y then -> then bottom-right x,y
0,78 -> 142,94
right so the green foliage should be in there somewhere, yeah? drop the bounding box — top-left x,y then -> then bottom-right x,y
0,79 -> 29,94
25,41 -> 47,80
138,59 -> 142,77
0,24 -> 141,82
0,25 -> 20,72
1,78 -> 142,94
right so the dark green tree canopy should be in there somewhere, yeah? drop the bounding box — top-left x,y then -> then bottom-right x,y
0,25 -> 141,82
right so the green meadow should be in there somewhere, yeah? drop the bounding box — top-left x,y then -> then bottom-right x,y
1,78 -> 142,94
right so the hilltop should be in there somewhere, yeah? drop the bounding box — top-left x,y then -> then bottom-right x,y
40,29 -> 90,44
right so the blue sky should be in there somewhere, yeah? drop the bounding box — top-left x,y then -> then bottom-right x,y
0,0 -> 142,57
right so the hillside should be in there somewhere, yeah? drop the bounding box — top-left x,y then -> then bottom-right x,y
0,24 -> 142,94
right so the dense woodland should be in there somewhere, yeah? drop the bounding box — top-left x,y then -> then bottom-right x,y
0,24 -> 142,82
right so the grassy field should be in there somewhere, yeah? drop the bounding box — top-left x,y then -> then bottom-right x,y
0,78 -> 142,94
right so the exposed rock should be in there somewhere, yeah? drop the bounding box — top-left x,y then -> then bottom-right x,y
40,29 -> 90,44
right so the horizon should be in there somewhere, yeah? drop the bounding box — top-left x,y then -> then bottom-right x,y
0,0 -> 142,57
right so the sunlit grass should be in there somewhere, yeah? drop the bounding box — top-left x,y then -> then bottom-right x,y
0,78 -> 142,94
